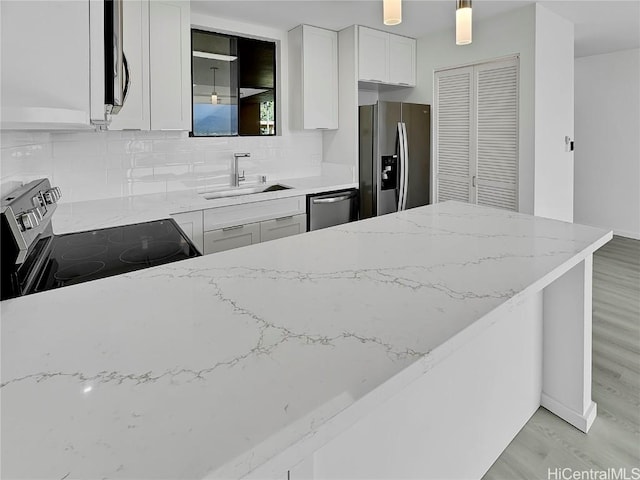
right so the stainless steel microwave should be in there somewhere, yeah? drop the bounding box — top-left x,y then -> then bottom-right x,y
104,0 -> 129,116
89,0 -> 129,127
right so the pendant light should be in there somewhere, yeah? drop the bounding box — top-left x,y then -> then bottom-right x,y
456,0 -> 472,45
210,66 -> 219,105
383,0 -> 402,26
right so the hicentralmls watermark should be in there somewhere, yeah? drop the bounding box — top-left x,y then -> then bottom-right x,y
548,468 -> 640,480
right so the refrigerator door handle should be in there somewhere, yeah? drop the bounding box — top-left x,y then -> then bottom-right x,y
397,122 -> 405,212
401,122 -> 409,211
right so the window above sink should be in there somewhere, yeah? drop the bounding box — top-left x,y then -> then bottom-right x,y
190,29 -> 276,137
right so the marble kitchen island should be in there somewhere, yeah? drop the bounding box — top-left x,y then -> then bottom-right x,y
0,201 -> 612,479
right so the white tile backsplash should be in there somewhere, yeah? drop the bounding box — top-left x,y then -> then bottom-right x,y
1,130 -> 323,202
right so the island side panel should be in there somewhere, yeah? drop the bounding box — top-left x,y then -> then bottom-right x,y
542,255 -> 596,432
291,293 -> 544,480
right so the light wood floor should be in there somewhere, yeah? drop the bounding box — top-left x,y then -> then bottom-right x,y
484,235 -> 640,479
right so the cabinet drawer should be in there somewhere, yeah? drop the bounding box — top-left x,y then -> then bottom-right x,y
203,222 -> 260,255
203,196 -> 306,231
260,214 -> 306,243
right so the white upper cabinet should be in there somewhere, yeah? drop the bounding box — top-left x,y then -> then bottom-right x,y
357,26 -> 416,87
0,0 -> 97,129
110,0 -> 191,131
388,35 -> 416,86
358,27 -> 389,83
149,0 -> 191,131
289,25 -> 338,130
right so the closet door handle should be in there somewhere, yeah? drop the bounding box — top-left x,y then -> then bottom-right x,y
472,176 -> 476,187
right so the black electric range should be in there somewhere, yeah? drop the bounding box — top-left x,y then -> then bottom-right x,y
1,179 -> 201,300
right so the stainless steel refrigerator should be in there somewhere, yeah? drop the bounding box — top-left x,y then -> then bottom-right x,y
359,101 -> 431,218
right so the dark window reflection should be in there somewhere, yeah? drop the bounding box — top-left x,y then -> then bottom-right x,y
191,30 -> 276,137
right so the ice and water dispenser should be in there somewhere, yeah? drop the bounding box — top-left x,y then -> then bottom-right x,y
377,154 -> 399,215
380,155 -> 398,191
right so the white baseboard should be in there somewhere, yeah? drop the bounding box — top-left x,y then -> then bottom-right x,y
614,229 -> 640,240
541,393 -> 597,433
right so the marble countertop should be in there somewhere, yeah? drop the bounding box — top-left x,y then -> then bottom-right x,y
0,202 -> 611,479
52,175 -> 358,234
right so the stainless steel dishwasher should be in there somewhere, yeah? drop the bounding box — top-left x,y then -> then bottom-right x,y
307,188 -> 359,231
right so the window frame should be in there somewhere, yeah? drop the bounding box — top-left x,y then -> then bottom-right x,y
189,28 -> 277,138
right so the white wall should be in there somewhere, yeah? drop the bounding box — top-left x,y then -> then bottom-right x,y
380,5 -> 537,214
0,12 -> 326,203
574,48 -> 640,239
533,4 -> 575,223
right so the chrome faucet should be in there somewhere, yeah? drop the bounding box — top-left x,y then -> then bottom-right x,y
232,153 -> 248,187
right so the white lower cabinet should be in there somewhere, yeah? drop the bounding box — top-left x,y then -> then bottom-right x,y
287,456 -> 314,480
203,214 -> 306,255
171,210 -> 204,254
203,223 -> 261,255
174,195 -> 308,256
260,214 -> 306,243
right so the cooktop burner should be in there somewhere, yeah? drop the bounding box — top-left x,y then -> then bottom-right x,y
120,240 -> 185,264
33,219 -> 200,294
54,261 -> 107,282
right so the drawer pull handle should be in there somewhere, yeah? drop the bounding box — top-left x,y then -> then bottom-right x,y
222,225 -> 244,231
275,216 -> 294,221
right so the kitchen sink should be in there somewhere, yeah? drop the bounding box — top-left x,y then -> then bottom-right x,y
201,183 -> 292,199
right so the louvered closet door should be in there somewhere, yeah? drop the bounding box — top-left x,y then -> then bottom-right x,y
434,67 -> 474,203
474,59 -> 519,210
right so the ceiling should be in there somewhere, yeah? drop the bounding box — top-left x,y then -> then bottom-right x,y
190,0 -> 640,58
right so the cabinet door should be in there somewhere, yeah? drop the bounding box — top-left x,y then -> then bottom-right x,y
109,0 -> 150,130
303,26 -> 338,129
172,211 -> 204,254
149,0 -> 191,130
0,1 -> 92,129
203,222 -> 261,255
358,27 -> 389,83
260,214 -> 306,243
434,67 -> 474,204
203,196 -> 306,232
475,59 -> 518,211
388,35 -> 415,86
434,59 -> 519,211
